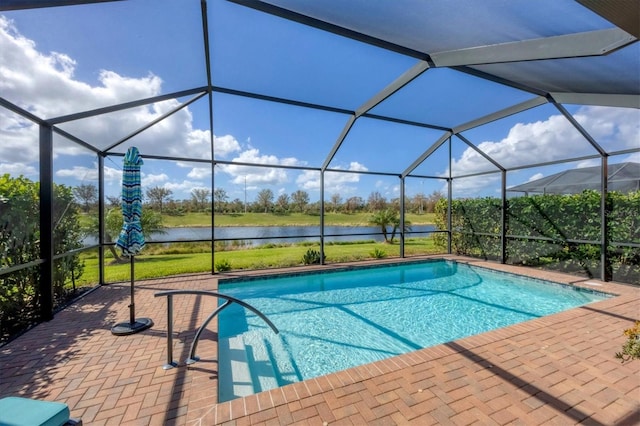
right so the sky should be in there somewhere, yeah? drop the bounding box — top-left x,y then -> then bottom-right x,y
0,0 -> 638,205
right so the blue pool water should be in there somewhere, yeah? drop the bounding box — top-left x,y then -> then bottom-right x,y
217,260 -> 608,401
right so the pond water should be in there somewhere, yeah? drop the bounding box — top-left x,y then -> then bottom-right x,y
151,225 -> 436,246
84,225 -> 435,246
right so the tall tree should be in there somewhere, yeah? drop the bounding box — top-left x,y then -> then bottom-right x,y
425,190 -> 444,213
73,183 -> 97,212
330,193 -> 342,213
213,187 -> 228,213
413,192 -> 426,214
146,186 -> 172,214
106,195 -> 121,208
275,193 -> 290,213
192,188 -> 212,212
367,191 -> 387,212
256,189 -> 274,213
345,196 -> 364,213
291,190 -> 309,213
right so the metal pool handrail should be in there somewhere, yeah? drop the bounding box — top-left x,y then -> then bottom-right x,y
154,290 -> 279,370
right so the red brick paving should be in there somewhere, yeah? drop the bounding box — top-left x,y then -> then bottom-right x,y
1,257 -> 639,425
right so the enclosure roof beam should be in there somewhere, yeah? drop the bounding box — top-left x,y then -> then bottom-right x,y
47,87 -> 208,125
212,86 -> 353,115
549,99 -> 607,156
214,159 -> 320,172
103,92 -> 207,153
452,97 -> 547,134
550,93 -> 640,109
52,127 -> 100,154
455,133 -> 505,172
431,28 -> 636,67
402,131 -> 452,178
322,60 -> 431,170
0,0 -> 122,11
0,96 -> 47,126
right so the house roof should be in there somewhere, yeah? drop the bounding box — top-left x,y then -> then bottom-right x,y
507,162 -> 640,194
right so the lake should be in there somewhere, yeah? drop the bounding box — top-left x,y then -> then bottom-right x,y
85,225 -> 436,247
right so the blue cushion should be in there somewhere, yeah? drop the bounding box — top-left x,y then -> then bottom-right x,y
0,397 -> 70,426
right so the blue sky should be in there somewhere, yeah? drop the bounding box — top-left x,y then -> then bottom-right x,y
1,0 -> 638,204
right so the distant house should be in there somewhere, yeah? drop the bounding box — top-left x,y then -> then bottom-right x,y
507,162 -> 640,195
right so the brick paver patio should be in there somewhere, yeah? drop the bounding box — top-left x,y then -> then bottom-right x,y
1,256 -> 638,425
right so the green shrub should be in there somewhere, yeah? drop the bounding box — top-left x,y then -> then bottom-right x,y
370,248 -> 386,259
302,248 -> 321,265
215,258 -> 232,272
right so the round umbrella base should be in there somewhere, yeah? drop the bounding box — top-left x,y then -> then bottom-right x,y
111,318 -> 154,336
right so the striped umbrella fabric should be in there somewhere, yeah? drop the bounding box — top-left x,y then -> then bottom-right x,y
116,147 -> 145,256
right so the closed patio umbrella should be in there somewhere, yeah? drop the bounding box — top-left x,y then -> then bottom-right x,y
111,146 -> 153,335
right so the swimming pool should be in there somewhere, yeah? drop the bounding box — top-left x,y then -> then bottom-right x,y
217,260 -> 609,402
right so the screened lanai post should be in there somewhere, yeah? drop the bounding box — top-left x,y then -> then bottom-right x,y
447,177 -> 452,255
448,136 -> 453,255
501,170 -> 507,264
98,154 -> 105,285
39,124 -> 54,321
320,171 -> 325,264
551,100 -> 610,281
601,156 -> 611,282
400,176 -> 405,258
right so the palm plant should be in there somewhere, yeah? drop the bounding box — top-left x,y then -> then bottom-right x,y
369,209 -> 411,243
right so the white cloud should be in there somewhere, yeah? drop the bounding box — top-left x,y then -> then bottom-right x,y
56,166 -> 97,181
0,162 -> 37,177
54,164 -> 121,185
186,167 -> 212,179
218,148 -> 303,186
214,134 -> 241,158
574,106 -> 640,151
527,173 -> 544,182
163,180 -> 206,194
141,173 -> 169,187
298,162 -> 368,194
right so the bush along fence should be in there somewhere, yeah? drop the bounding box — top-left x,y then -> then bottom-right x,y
0,175 -> 85,344
434,190 -> 639,284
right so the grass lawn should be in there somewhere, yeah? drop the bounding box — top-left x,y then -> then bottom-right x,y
161,212 -> 435,227
77,237 -> 441,285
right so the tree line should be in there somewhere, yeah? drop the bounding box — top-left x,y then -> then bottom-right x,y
73,183 -> 443,216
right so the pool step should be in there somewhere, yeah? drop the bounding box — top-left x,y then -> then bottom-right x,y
218,332 -> 303,402
218,335 -> 255,402
242,331 -> 280,393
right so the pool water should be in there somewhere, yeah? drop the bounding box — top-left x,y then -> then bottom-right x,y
217,260 -> 608,402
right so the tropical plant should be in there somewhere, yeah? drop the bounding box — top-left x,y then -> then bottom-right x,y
302,248 -> 322,265
369,209 -> 412,243
370,248 -> 386,259
215,258 -> 232,272
615,321 -> 640,363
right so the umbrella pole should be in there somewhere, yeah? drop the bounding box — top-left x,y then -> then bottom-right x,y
129,256 -> 135,325
111,254 -> 153,336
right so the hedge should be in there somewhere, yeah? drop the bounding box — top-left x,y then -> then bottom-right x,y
434,190 -> 639,284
